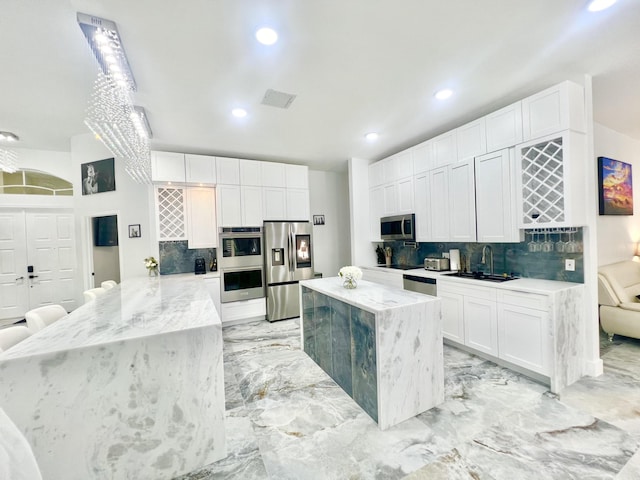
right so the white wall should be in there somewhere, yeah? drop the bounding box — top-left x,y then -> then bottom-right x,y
594,123 -> 640,266
309,169 -> 351,278
348,158 -> 376,267
13,148 -> 73,181
70,133 -> 155,288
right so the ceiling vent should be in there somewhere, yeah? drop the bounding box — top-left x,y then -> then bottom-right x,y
261,89 -> 297,109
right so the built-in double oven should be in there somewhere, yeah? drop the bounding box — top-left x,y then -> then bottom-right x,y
219,227 -> 265,303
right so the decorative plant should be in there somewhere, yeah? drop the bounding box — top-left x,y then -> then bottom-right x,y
339,266 -> 362,289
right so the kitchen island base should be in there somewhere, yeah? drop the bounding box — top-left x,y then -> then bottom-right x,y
300,277 -> 443,430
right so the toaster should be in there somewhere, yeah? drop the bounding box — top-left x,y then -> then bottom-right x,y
424,257 -> 450,271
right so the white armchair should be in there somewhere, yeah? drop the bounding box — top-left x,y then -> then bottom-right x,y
0,326 -> 32,353
598,260 -> 640,341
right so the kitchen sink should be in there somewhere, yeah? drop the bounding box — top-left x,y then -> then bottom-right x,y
444,272 -> 516,283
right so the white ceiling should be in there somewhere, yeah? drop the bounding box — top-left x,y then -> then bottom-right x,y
2,0 -> 640,172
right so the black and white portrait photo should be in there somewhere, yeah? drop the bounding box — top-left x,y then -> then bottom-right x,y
81,158 -> 116,195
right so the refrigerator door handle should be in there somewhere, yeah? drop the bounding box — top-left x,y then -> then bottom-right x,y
288,227 -> 295,275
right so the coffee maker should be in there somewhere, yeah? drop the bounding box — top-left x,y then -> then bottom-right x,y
194,257 -> 206,275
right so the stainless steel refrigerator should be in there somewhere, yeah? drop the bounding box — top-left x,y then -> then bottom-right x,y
264,221 -> 314,322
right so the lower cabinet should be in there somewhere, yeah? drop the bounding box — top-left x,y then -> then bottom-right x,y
360,267 -> 403,289
439,280 -> 549,376
220,298 -> 266,325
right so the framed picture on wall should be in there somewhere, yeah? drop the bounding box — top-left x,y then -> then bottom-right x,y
128,224 -> 141,238
313,215 -> 325,225
598,156 -> 633,215
81,157 -> 116,195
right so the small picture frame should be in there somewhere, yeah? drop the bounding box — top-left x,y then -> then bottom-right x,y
313,215 -> 325,226
128,224 -> 141,238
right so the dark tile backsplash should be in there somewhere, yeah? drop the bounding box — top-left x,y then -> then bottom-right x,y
379,228 -> 584,283
158,241 -> 217,275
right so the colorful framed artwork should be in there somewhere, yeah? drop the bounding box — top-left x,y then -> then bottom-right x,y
81,157 -> 116,195
598,156 -> 633,215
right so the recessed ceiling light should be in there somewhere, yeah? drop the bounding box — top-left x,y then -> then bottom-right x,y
434,89 -> 453,100
365,132 -> 379,142
587,0 -> 616,11
232,108 -> 248,118
0,131 -> 19,142
256,27 -> 278,45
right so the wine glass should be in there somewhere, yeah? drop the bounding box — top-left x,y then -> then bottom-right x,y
555,232 -> 565,253
542,232 -> 554,252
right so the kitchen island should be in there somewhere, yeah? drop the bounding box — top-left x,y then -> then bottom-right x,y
300,277 -> 443,430
0,274 -> 226,479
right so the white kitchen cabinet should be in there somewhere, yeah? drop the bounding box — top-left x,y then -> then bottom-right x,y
475,148 -> 521,243
438,285 -> 464,343
428,166 -> 450,241
369,161 -> 385,188
216,157 -> 240,185
263,187 -> 287,220
203,276 -> 221,316
286,188 -> 310,220
464,295 -> 498,357
382,156 -> 400,183
412,140 -> 433,174
220,298 -> 266,325
516,130 -> 586,228
396,176 -> 414,214
156,186 -> 187,240
485,101 -> 523,153
432,131 -> 457,167
360,267 -> 403,289
498,303 -> 549,375
239,159 -> 262,186
262,162 -> 286,187
394,150 -> 413,179
370,185 -> 383,241
185,154 -> 216,185
151,151 -> 186,183
216,184 -> 242,227
382,182 -> 397,217
186,187 -> 217,248
285,164 -> 309,189
414,173 -> 430,242
456,118 -> 487,161
241,185 -> 264,226
521,81 -> 586,141
448,159 -> 476,242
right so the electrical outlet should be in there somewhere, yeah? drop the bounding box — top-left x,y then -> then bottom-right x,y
565,259 -> 575,271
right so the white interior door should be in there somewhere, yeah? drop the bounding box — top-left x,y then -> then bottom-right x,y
0,211 -> 29,321
26,212 -> 77,313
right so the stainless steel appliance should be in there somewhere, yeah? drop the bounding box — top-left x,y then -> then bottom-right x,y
403,274 -> 437,296
264,221 -> 313,322
380,214 -> 415,241
424,257 -> 450,271
219,227 -> 265,303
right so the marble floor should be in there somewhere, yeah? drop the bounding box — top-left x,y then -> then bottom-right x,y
176,319 -> 640,480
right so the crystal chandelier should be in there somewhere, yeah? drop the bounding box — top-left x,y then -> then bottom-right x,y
78,13 -> 152,184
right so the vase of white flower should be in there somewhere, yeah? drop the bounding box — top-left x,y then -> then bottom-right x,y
145,256 -> 159,276
338,266 -> 362,289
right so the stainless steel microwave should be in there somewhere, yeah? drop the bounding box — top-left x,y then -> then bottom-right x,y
380,214 -> 415,241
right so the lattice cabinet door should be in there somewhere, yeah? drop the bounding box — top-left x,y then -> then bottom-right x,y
516,131 -> 586,228
156,186 -> 187,240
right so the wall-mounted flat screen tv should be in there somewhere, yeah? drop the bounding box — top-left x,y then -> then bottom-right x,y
93,215 -> 119,246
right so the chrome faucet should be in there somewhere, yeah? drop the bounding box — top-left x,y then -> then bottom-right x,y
481,245 -> 494,275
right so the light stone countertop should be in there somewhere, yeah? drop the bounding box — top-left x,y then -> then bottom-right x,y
360,265 -> 582,293
300,276 -> 439,314
0,274 -> 219,360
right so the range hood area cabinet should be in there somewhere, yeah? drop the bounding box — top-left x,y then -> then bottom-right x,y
515,130 -> 587,228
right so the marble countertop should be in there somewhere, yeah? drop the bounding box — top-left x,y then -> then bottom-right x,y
301,276 -> 439,314
360,265 -> 581,293
0,274 -> 219,360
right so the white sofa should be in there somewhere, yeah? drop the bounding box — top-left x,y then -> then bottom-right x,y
598,260 -> 640,340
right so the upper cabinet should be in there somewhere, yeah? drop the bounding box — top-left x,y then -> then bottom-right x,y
432,131 -> 458,167
456,118 -> 487,161
412,140 -> 433,174
185,154 -> 216,185
216,157 -> 241,185
151,151 -> 185,183
239,159 -> 262,186
186,187 -> 217,248
515,131 -> 586,228
286,164 -> 309,189
262,162 -> 286,187
485,102 -> 523,153
521,81 -> 586,141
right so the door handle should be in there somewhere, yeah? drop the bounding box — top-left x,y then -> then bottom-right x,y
15,276 -> 24,281
29,275 -> 39,279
